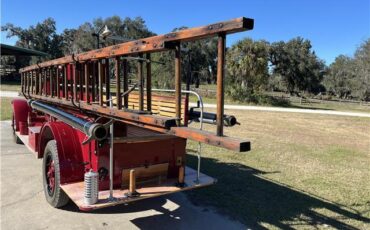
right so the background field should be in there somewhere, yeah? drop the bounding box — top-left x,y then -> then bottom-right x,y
1,97 -> 12,121
186,109 -> 370,229
1,84 -> 369,229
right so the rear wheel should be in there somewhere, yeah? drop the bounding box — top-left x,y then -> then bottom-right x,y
42,140 -> 69,208
12,114 -> 23,144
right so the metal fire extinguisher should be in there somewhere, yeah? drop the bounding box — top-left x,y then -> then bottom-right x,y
84,170 -> 99,205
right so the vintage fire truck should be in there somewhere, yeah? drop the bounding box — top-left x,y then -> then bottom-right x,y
11,17 -> 253,211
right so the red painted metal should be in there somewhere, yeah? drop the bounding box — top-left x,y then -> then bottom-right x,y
19,122 -> 28,135
45,156 -> 55,195
38,122 -> 85,184
11,98 -> 30,131
28,126 -> 41,152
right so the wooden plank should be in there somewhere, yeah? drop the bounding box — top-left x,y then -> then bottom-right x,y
115,57 -> 122,109
138,54 -> 144,111
20,17 -> 253,72
44,70 -> 47,96
98,61 -> 104,106
217,34 -> 226,136
56,67 -> 60,98
84,63 -> 90,103
91,62 -> 96,102
31,71 -> 34,95
105,58 -> 110,106
170,126 -> 251,152
159,111 -> 177,117
63,65 -> 67,99
146,53 -> 152,111
174,43 -> 181,126
122,59 -> 128,108
73,64 -> 77,101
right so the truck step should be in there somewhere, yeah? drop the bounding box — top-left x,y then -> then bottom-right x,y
61,166 -> 215,211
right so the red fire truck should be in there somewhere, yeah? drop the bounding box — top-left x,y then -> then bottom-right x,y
11,17 -> 253,211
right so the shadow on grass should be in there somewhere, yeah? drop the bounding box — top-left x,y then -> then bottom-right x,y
59,153 -> 369,229
185,153 -> 370,229
273,103 -> 334,111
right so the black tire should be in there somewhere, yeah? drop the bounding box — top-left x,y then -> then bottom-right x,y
12,115 -> 23,144
42,140 -> 69,208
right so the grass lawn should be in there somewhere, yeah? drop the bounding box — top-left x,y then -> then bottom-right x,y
0,81 -> 21,92
185,109 -> 370,229
1,97 -> 13,120
187,94 -> 370,113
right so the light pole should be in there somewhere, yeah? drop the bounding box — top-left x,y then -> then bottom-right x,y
91,25 -> 112,49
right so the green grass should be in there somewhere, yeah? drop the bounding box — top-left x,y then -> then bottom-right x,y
0,81 -> 21,92
289,100 -> 370,113
1,97 -> 13,120
185,109 -> 370,229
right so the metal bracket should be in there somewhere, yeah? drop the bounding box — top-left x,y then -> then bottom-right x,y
82,119 -> 114,145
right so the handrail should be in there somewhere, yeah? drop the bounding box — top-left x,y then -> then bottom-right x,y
150,88 -> 204,131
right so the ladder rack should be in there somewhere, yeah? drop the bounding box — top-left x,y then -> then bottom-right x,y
19,17 -> 253,152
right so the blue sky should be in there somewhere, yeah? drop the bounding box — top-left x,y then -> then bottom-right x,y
1,0 -> 369,64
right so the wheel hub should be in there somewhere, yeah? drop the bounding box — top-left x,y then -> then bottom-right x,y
46,156 -> 55,195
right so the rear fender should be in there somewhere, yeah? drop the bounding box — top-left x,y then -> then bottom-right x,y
39,121 -> 85,184
11,98 -> 30,131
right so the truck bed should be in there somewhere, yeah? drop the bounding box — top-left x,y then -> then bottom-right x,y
15,130 -> 216,211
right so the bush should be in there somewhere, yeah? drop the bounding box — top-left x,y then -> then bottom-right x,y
227,85 -> 290,107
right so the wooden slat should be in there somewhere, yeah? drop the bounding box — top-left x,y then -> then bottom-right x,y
73,64 -> 77,101
115,57 -> 122,109
44,69 -> 48,96
105,58 -> 110,106
63,65 -> 67,99
217,34 -> 226,136
91,62 -> 96,102
84,63 -> 89,103
56,67 -> 60,98
146,53 -> 152,111
175,43 -> 181,125
123,59 -> 128,108
98,61 -> 104,106
138,54 -> 144,111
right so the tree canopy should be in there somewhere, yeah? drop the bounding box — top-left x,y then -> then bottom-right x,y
2,16 -> 369,101
323,39 -> 370,100
269,37 -> 325,95
226,38 -> 270,93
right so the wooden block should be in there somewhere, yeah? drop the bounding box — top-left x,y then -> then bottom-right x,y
129,169 -> 136,194
122,163 -> 169,188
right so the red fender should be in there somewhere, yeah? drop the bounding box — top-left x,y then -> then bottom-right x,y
11,98 -> 30,131
38,121 -> 85,184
